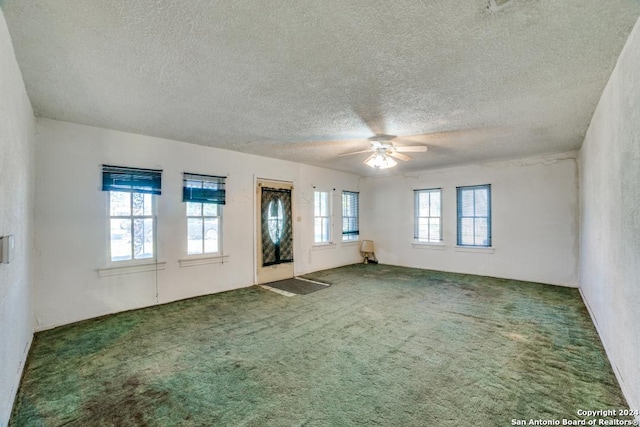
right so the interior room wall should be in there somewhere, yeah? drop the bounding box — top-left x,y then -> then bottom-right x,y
579,18 -> 640,414
33,118 -> 362,330
0,9 -> 35,426
361,152 -> 579,287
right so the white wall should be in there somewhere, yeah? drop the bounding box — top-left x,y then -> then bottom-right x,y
0,9 -> 35,426
33,118 -> 362,330
579,18 -> 640,414
361,152 -> 579,287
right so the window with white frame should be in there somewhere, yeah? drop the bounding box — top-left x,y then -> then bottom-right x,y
457,184 -> 491,247
414,188 -> 442,243
342,191 -> 359,241
314,190 -> 331,244
183,173 -> 225,256
103,165 -> 161,262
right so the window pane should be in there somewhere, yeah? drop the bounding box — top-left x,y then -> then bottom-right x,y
133,218 -> 153,259
314,217 -> 322,242
186,202 -> 202,217
347,218 -> 357,231
110,191 -> 130,216
144,218 -> 154,257
342,194 -> 350,216
203,181 -> 218,190
320,192 -> 329,216
132,192 -> 145,216
186,180 -> 203,189
321,218 -> 330,242
188,218 -> 203,255
419,192 -> 430,216
474,189 -> 488,217
418,218 -> 429,241
460,218 -> 475,245
110,219 -> 131,261
203,203 -> 218,217
474,218 -> 488,246
461,190 -> 474,216
204,218 -> 219,253
430,191 -> 441,217
429,218 -> 441,241
143,194 -> 153,216
314,192 -> 321,216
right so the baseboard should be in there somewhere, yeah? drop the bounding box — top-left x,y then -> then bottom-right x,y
578,287 -> 638,418
1,331 -> 33,426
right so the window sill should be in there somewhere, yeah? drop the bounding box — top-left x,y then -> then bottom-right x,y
97,261 -> 167,277
454,246 -> 495,254
178,255 -> 229,268
412,242 -> 445,251
312,242 -> 336,250
341,240 -> 361,247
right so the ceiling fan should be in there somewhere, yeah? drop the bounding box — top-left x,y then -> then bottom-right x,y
339,135 -> 428,169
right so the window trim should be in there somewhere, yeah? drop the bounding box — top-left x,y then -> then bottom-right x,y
106,190 -> 158,265
456,184 -> 492,248
341,191 -> 359,242
183,173 -> 225,257
185,202 -> 222,256
102,164 -> 162,266
314,190 -> 332,244
413,188 -> 443,243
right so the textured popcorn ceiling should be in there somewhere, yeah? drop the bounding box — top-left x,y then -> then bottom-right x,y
2,1 -> 639,175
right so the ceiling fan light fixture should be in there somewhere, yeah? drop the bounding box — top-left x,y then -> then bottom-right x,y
366,152 -> 397,169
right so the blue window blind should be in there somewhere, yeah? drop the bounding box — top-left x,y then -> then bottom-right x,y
102,165 -> 162,195
183,173 -> 226,205
342,191 -> 359,240
457,184 -> 491,247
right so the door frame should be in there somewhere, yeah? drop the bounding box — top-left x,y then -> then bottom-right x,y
254,177 -> 295,284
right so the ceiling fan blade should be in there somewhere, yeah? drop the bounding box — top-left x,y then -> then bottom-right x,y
338,149 -> 372,157
395,145 -> 428,153
362,153 -> 377,164
388,151 -> 411,161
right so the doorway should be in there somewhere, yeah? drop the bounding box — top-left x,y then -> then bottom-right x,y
256,179 -> 294,284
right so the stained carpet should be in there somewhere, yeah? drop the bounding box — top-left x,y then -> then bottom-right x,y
11,264 -> 631,426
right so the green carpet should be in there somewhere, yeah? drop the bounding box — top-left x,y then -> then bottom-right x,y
11,264 -> 631,426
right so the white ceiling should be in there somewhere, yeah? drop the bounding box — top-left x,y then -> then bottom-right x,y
2,1 -> 639,176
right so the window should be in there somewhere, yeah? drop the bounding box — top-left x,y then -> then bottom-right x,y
102,165 -> 161,262
183,173 -> 226,255
414,189 -> 442,243
342,191 -> 359,241
457,184 -> 491,247
314,191 -> 331,244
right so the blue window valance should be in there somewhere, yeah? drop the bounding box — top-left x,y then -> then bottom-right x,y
102,165 -> 162,195
183,173 -> 226,205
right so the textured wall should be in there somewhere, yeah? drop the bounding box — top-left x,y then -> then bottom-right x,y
0,8 -> 35,426
33,118 -> 362,330
579,18 -> 640,414
361,152 -> 580,287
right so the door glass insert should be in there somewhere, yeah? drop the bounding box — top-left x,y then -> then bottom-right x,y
261,187 -> 293,267
268,199 -> 284,244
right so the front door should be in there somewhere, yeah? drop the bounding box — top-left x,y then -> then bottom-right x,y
256,179 -> 294,284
